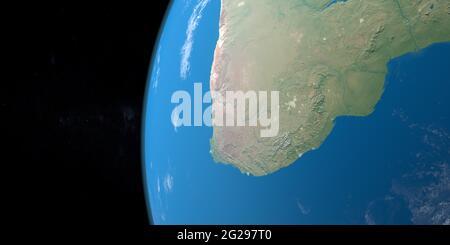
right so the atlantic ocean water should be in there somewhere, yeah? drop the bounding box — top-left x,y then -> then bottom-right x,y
143,0 -> 450,224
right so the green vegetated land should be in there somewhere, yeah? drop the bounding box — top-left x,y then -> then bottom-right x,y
210,0 -> 450,176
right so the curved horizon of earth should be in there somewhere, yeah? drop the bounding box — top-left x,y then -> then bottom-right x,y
144,0 -> 450,225
209,0 -> 450,176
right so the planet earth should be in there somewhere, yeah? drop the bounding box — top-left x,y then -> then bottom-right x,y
143,0 -> 450,224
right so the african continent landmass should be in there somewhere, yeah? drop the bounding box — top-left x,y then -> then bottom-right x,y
209,0 -> 450,176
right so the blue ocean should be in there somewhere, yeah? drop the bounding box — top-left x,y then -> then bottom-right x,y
143,0 -> 450,224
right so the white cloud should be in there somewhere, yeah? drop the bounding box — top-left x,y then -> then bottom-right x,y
152,46 -> 161,89
296,199 -> 310,215
180,0 -> 210,79
164,174 -> 174,192
183,0 -> 193,11
157,176 -> 161,193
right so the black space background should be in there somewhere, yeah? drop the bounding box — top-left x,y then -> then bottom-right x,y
4,1 -> 450,242
7,1 -> 170,234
